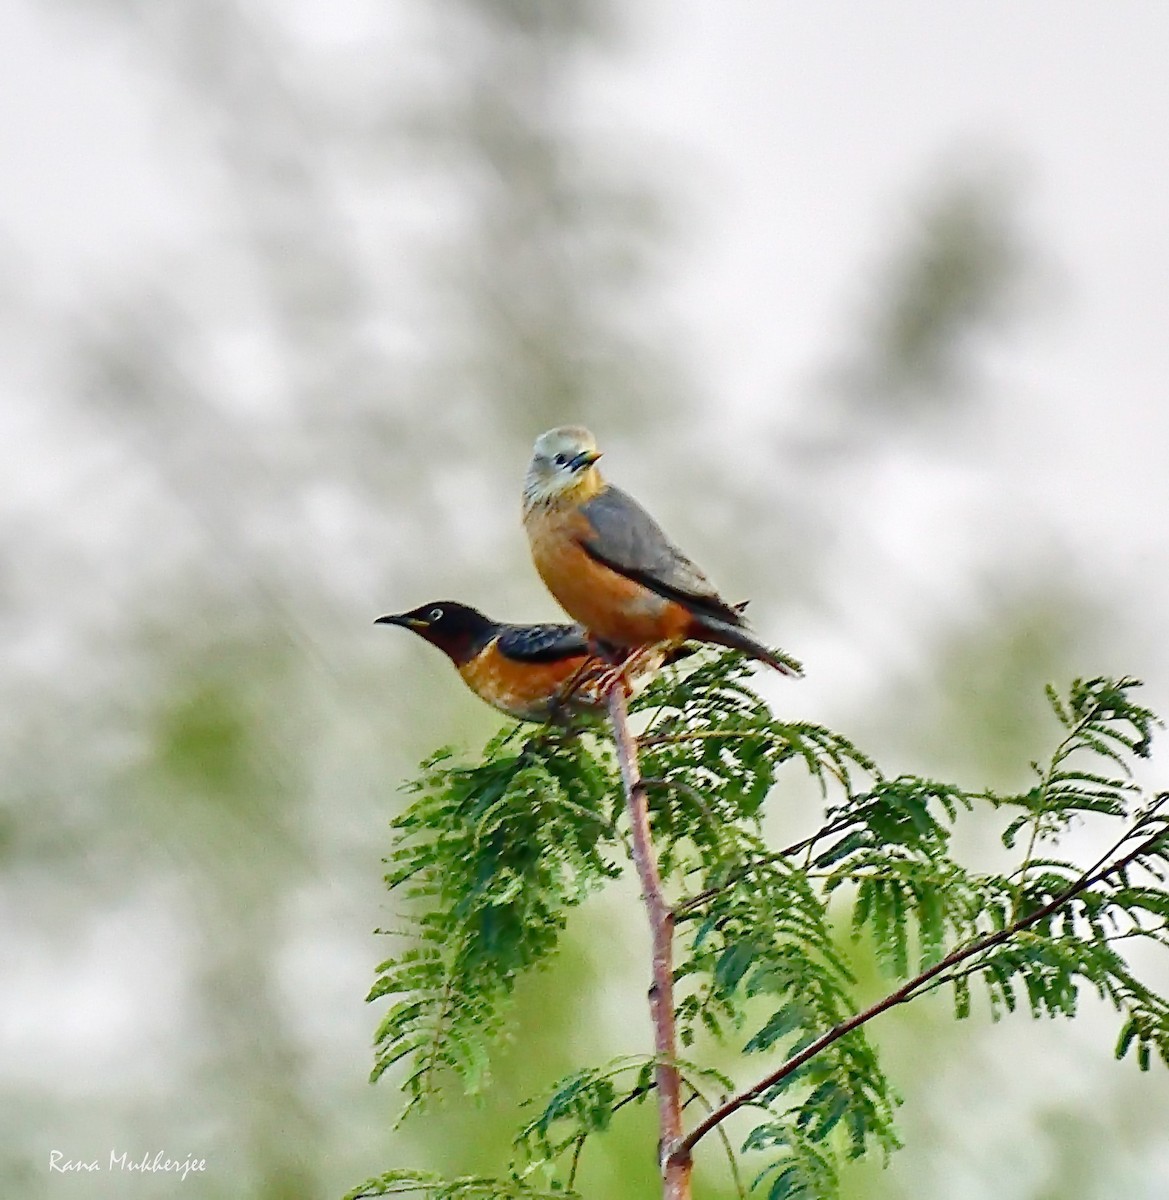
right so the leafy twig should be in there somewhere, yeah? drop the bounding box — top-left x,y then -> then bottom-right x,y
671,816 -> 1168,1164
672,812 -> 863,920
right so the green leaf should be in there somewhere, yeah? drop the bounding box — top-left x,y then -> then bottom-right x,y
745,1005 -> 807,1054
715,941 -> 757,995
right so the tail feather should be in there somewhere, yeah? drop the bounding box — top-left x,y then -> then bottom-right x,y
696,617 -> 804,677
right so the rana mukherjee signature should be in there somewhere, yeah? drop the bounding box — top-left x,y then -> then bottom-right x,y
49,1150 -> 206,1180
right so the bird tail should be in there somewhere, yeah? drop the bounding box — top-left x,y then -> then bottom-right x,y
696,617 -> 804,677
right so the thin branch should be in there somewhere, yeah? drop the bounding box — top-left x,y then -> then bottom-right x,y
608,685 -> 693,1200
671,821 -> 1168,1164
637,727 -> 858,791
916,800 -> 1169,1001
567,1135 -> 585,1190
613,1080 -> 656,1116
562,1076 -> 658,1188
673,812 -> 861,920
676,1074 -> 747,1200
1009,711 -> 1097,923
712,1111 -> 746,1200
642,776 -> 722,832
639,728 -> 779,746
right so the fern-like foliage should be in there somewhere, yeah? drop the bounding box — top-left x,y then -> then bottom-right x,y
515,1056 -> 657,1175
343,1170 -> 578,1199
362,660 -> 1169,1199
369,727 -> 620,1116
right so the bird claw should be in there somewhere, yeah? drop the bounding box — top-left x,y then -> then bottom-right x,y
592,647 -> 653,699
551,645 -> 636,710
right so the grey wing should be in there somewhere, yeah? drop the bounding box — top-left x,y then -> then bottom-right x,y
579,487 -> 744,626
496,623 -> 591,663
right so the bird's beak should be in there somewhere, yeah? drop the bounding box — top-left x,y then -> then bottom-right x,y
375,613 -> 428,629
569,449 -> 602,472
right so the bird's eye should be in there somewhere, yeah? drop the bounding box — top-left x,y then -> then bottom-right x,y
554,453 -> 567,466
428,607 -> 443,622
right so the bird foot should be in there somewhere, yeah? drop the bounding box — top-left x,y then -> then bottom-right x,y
592,646 -> 653,699
551,644 -> 643,711
553,654 -> 606,708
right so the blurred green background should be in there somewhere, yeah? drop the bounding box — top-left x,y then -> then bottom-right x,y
3,1 -> 1168,1197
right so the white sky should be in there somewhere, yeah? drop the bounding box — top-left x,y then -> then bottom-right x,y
4,1 -> 1166,611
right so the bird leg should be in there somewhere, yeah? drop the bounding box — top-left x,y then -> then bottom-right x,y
553,652 -> 609,709
553,638 -> 661,711
591,645 -> 654,699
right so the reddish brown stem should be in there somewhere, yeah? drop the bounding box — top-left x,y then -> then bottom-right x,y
608,685 -> 692,1200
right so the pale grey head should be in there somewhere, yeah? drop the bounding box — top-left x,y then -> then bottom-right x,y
522,425 -> 604,509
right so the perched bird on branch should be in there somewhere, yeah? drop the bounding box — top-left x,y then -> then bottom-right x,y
376,601 -> 681,724
522,425 -> 802,676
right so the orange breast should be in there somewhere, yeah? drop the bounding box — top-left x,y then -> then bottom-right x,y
525,503 -> 694,646
460,638 -> 675,721
458,639 -> 593,722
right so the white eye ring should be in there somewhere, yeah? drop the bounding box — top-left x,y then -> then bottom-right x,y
428,607 -> 443,621
554,453 -> 567,466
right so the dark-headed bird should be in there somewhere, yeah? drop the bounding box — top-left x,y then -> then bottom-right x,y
376,600 -> 680,723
